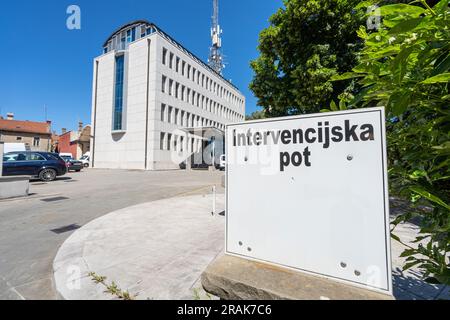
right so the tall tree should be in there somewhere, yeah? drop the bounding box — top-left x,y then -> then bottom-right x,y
250,0 -> 365,116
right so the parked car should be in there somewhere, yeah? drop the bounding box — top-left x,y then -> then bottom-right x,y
219,154 -> 226,171
59,153 -> 73,158
2,151 -> 67,181
59,155 -> 83,172
79,154 -> 90,168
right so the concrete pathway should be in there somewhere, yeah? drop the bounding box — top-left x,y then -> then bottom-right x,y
54,194 -> 225,300
0,169 -> 223,300
53,193 -> 448,300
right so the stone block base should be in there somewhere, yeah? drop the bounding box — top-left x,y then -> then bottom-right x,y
0,176 -> 30,200
202,254 -> 394,300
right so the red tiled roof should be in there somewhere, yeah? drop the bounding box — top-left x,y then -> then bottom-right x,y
0,119 -> 51,135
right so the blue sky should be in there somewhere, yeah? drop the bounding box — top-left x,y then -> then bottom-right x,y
0,0 -> 282,133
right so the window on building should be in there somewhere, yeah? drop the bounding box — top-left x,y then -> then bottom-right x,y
16,137 -> 22,141
113,54 -> 125,131
176,57 -> 180,73
162,75 -> 166,93
126,27 -> 136,43
181,86 -> 185,101
120,34 -> 126,50
161,104 -> 166,122
187,88 -> 191,103
112,36 -> 118,51
141,26 -> 146,38
180,136 -> 184,152
192,68 -> 196,82
169,79 -> 173,96
186,112 -> 190,127
173,135 -> 178,151
168,106 -> 173,123
181,111 -> 185,126
169,52 -> 174,69
187,65 -> 191,79
175,109 -> 179,125
175,83 -> 179,99
182,61 -> 185,76
162,48 -> 167,65
33,137 -> 40,147
167,133 -> 172,150
160,132 -> 165,150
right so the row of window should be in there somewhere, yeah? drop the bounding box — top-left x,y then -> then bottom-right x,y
103,24 -> 157,53
161,75 -> 243,122
162,47 -> 244,109
160,132 -> 204,153
14,136 -> 40,146
161,104 -> 226,130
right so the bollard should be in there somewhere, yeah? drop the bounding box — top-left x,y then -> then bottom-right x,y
0,142 -> 3,177
212,185 -> 216,215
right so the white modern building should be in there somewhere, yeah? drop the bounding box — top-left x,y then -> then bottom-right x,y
91,20 -> 246,170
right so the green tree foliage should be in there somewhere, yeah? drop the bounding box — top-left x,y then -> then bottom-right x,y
246,110 -> 266,121
250,0 -> 366,116
332,0 -> 449,285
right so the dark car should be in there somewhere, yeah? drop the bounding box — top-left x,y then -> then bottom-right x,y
2,151 -> 67,181
59,155 -> 83,172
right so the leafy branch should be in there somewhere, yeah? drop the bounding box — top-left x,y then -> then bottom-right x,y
331,0 -> 450,285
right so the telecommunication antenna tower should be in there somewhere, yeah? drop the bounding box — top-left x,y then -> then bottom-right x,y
208,0 -> 224,74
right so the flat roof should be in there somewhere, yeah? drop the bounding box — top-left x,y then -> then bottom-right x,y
102,20 -> 241,93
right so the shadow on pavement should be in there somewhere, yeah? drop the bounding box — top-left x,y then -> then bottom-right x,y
392,267 -> 445,300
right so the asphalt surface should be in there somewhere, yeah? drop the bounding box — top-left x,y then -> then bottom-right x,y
0,169 -> 223,300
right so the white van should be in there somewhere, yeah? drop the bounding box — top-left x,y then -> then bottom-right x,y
4,143 -> 29,153
59,153 -> 73,158
79,154 -> 90,167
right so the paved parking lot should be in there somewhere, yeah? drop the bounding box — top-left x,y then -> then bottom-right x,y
0,169 -> 223,300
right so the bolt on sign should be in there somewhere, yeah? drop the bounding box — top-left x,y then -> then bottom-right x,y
226,107 -> 392,294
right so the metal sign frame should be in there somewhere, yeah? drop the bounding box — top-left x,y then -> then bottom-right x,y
225,107 -> 392,295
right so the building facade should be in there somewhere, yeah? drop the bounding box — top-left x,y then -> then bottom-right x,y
0,113 -> 52,152
91,21 -> 245,170
57,123 -> 91,159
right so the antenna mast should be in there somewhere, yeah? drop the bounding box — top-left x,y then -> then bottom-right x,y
208,0 -> 224,74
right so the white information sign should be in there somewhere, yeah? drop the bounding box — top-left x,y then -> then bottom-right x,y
226,107 -> 392,294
